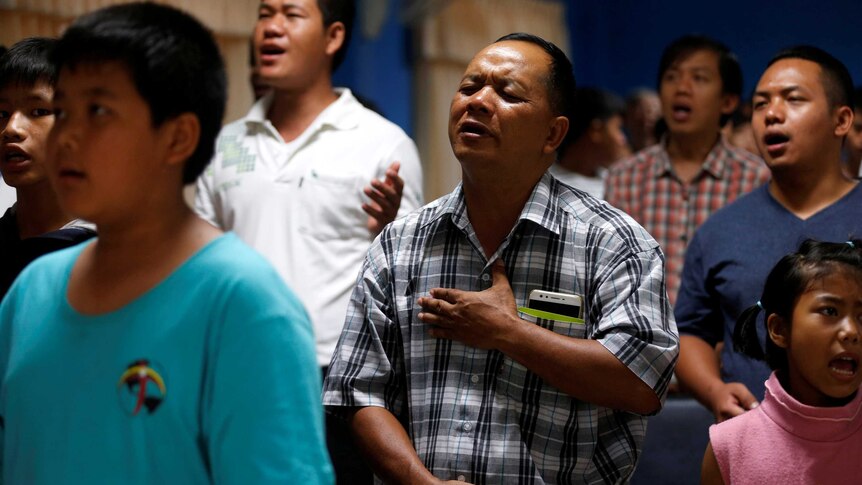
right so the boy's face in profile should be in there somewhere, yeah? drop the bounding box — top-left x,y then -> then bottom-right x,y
48,61 -> 173,224
0,82 -> 55,188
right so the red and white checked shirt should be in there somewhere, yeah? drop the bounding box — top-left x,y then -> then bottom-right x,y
604,137 -> 769,304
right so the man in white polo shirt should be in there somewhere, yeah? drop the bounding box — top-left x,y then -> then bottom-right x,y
195,1 -> 422,483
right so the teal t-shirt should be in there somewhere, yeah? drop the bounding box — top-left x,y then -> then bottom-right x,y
0,233 -> 333,484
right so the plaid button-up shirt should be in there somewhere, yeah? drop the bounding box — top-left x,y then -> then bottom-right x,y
604,138 -> 769,305
323,174 -> 679,484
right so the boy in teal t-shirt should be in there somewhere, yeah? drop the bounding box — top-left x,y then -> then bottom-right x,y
0,3 -> 333,483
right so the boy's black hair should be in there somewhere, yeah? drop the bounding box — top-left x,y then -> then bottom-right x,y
0,37 -> 58,90
657,35 -> 742,126
317,0 -> 355,72
767,46 -> 854,111
733,239 -> 862,371
564,87 -> 624,146
854,86 -> 862,111
494,32 -> 576,155
53,2 -> 226,185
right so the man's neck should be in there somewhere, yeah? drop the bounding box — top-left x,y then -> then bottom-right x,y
15,182 -> 73,239
769,162 -> 857,220
462,171 -> 541,258
666,130 -> 719,183
267,79 -> 340,143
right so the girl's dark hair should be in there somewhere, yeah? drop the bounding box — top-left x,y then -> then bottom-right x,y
733,239 -> 862,370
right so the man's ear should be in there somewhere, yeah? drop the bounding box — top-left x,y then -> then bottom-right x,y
542,116 -> 569,155
720,93 -> 740,116
767,313 -> 789,349
324,21 -> 346,59
834,105 -> 854,137
162,113 -> 200,168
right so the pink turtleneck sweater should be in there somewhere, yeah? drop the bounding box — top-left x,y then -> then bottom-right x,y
709,372 -> 862,484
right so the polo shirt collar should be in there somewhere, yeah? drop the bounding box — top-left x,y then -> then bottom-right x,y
243,87 -> 362,134
652,135 -> 730,180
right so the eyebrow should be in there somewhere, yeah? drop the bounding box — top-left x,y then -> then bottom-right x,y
53,86 -> 118,102
259,1 -> 303,10
462,73 -> 524,90
754,85 -> 802,98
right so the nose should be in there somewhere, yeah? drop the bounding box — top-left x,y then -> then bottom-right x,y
764,101 -> 783,125
673,73 -> 693,94
840,317 -> 861,344
2,111 -> 26,142
52,118 -> 79,153
260,15 -> 285,38
466,86 -> 493,115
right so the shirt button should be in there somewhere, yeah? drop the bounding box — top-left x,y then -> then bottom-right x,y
457,475 -> 466,482
481,273 -> 490,282
463,422 -> 473,431
471,374 -> 479,383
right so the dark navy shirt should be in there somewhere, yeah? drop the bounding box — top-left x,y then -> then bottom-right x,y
0,205 -> 96,299
676,183 -> 862,399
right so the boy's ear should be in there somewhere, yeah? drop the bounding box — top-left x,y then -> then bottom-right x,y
162,113 -> 200,168
766,314 -> 789,349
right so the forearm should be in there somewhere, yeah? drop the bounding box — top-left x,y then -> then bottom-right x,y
496,320 -> 660,414
350,406 -> 437,485
676,335 -> 723,406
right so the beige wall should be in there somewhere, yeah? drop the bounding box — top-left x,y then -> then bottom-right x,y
0,0 -> 258,123
414,0 -> 569,201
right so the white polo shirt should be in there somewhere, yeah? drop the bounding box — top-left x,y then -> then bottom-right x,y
196,89 -> 423,365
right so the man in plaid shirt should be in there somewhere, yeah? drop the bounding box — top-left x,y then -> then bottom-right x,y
323,33 -> 679,484
605,35 -> 769,305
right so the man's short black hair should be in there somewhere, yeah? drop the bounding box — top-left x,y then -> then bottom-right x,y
317,0 -> 355,72
767,45 -> 854,111
658,35 -> 742,125
0,37 -> 57,90
565,87 -> 624,146
854,86 -> 862,111
494,32 -> 576,153
53,2 -> 226,185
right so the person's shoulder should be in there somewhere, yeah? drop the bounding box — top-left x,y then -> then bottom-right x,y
710,405 -> 766,445
606,144 -> 664,177
5,242 -> 84,300
185,234 -> 307,317
381,192 -> 453,237
698,184 -> 770,233
189,234 -> 280,282
724,143 -> 764,166
554,180 -> 659,254
350,100 -> 413,142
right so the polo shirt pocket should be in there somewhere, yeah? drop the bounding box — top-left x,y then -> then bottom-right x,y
299,169 -> 367,240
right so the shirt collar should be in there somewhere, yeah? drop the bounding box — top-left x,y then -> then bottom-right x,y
652,135 -> 731,180
243,87 -> 362,134
425,172 -> 563,237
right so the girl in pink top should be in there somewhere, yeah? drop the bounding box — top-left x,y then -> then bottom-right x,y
701,239 -> 862,485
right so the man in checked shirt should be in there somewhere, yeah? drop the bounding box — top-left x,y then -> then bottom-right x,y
323,33 -> 679,484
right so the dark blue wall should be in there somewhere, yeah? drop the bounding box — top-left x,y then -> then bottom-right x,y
334,1 -> 862,136
333,5 -> 414,135
567,0 -> 862,99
